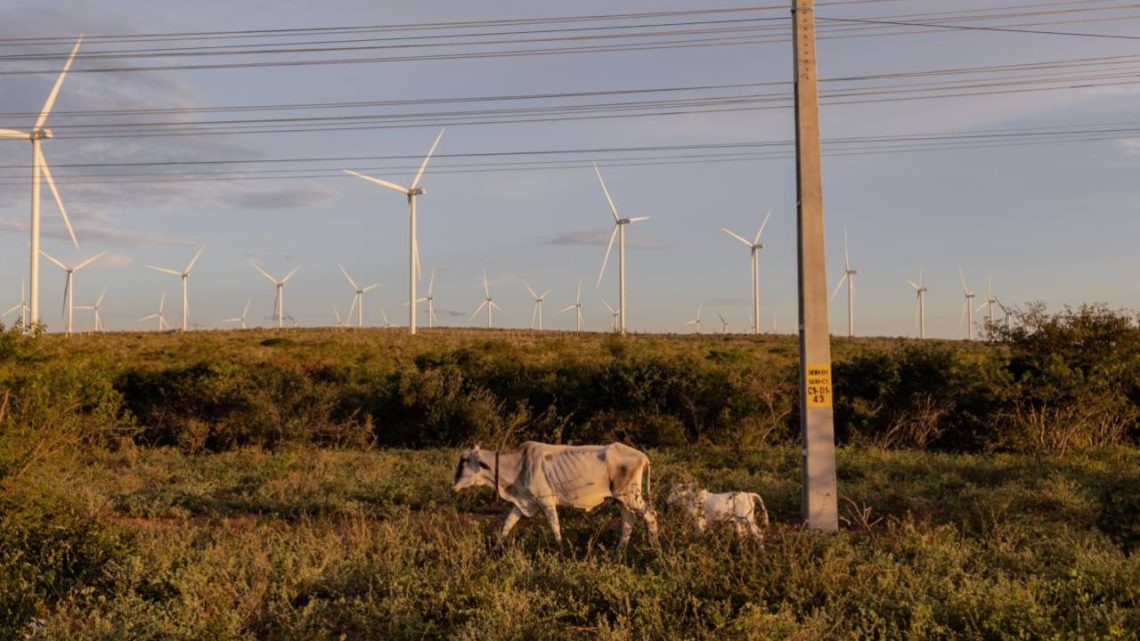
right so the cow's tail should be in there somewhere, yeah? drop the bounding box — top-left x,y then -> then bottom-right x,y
750,493 -> 770,528
644,460 -> 653,508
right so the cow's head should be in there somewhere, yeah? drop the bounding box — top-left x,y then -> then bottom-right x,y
451,443 -> 493,492
666,482 -> 700,507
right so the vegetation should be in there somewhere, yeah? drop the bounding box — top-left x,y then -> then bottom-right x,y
0,304 -> 1137,639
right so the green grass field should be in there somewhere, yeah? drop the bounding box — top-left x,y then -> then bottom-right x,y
3,445 -> 1139,640
1,317 -> 1138,640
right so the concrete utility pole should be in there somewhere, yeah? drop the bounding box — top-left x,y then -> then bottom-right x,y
792,0 -> 839,532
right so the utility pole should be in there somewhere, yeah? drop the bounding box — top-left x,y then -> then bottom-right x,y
793,0 -> 839,532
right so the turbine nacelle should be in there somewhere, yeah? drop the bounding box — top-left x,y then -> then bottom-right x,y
32,128 -> 52,140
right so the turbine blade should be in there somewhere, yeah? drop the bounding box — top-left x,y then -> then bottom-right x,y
470,301 -> 487,320
362,284 -> 380,293
37,149 -> 79,250
602,299 -> 615,314
559,305 -> 575,313
596,224 -> 619,288
339,265 -> 358,290
35,36 -> 83,131
959,266 -> 968,293
593,163 -> 620,222
282,266 -> 301,283
524,282 -> 538,299
250,262 -> 277,284
907,279 -> 919,290
490,301 -> 502,311
754,209 -> 773,245
843,224 -> 851,271
627,216 -> 650,223
39,250 -> 67,270
73,251 -> 106,271
185,245 -> 206,273
0,129 -> 31,139
410,128 -> 445,190
959,300 -> 968,331
146,265 -> 181,276
428,267 -> 436,295
540,290 -> 551,299
343,170 -> 409,195
242,299 -> 251,319
722,227 -> 752,247
830,274 -> 848,302
918,261 -> 925,287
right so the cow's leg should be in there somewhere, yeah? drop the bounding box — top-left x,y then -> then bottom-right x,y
623,487 -> 659,542
746,517 -> 763,539
617,505 -> 636,547
539,502 -> 563,549
497,506 -> 524,546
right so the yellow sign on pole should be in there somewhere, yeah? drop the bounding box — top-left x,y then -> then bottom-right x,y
806,364 -> 832,408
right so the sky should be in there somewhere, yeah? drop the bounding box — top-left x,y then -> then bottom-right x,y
0,0 -> 1138,336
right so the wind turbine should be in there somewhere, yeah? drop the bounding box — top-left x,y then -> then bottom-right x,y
996,299 -> 1016,333
601,298 -> 619,332
907,263 -> 929,339
560,281 -> 585,332
139,292 -> 170,331
717,312 -> 730,334
0,36 -> 83,330
221,299 -> 252,329
470,270 -> 501,328
344,128 -> 444,336
830,225 -> 857,338
339,266 -> 379,328
40,250 -> 105,336
380,307 -> 392,328
415,267 -> 438,328
977,273 -> 998,331
250,263 -> 300,329
75,288 -> 106,332
593,163 -> 650,336
722,210 -> 772,334
524,282 -> 551,330
146,245 -> 205,332
959,267 -> 976,340
2,283 -> 28,329
683,304 -> 703,334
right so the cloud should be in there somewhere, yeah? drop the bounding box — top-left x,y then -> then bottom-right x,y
539,229 -> 668,249
218,184 -> 338,210
0,218 -> 188,247
1120,139 -> 1140,156
96,252 -> 133,269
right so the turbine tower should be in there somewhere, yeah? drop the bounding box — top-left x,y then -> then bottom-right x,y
593,163 -> 649,336
221,299 -> 252,329
0,36 -> 83,330
959,267 -> 976,340
344,129 -> 444,336
996,299 -> 1016,333
524,282 -> 551,330
683,304 -> 703,334
417,267 -> 438,328
559,281 -> 584,332
146,245 -> 205,332
829,225 -> 857,338
470,270 -> 500,328
40,250 -> 105,336
907,262 -> 929,339
722,209 -> 772,334
75,288 -> 107,332
339,266 -> 379,328
250,263 -> 300,330
139,292 -> 169,331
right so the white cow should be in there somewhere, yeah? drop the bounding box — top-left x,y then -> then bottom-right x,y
667,482 -> 770,539
451,441 -> 658,548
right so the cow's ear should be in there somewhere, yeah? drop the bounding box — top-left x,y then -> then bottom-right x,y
473,442 -> 481,451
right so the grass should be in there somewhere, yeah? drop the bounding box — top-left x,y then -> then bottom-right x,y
4,444 -> 1138,640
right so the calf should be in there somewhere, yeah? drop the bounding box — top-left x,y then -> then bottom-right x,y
667,482 -> 769,539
